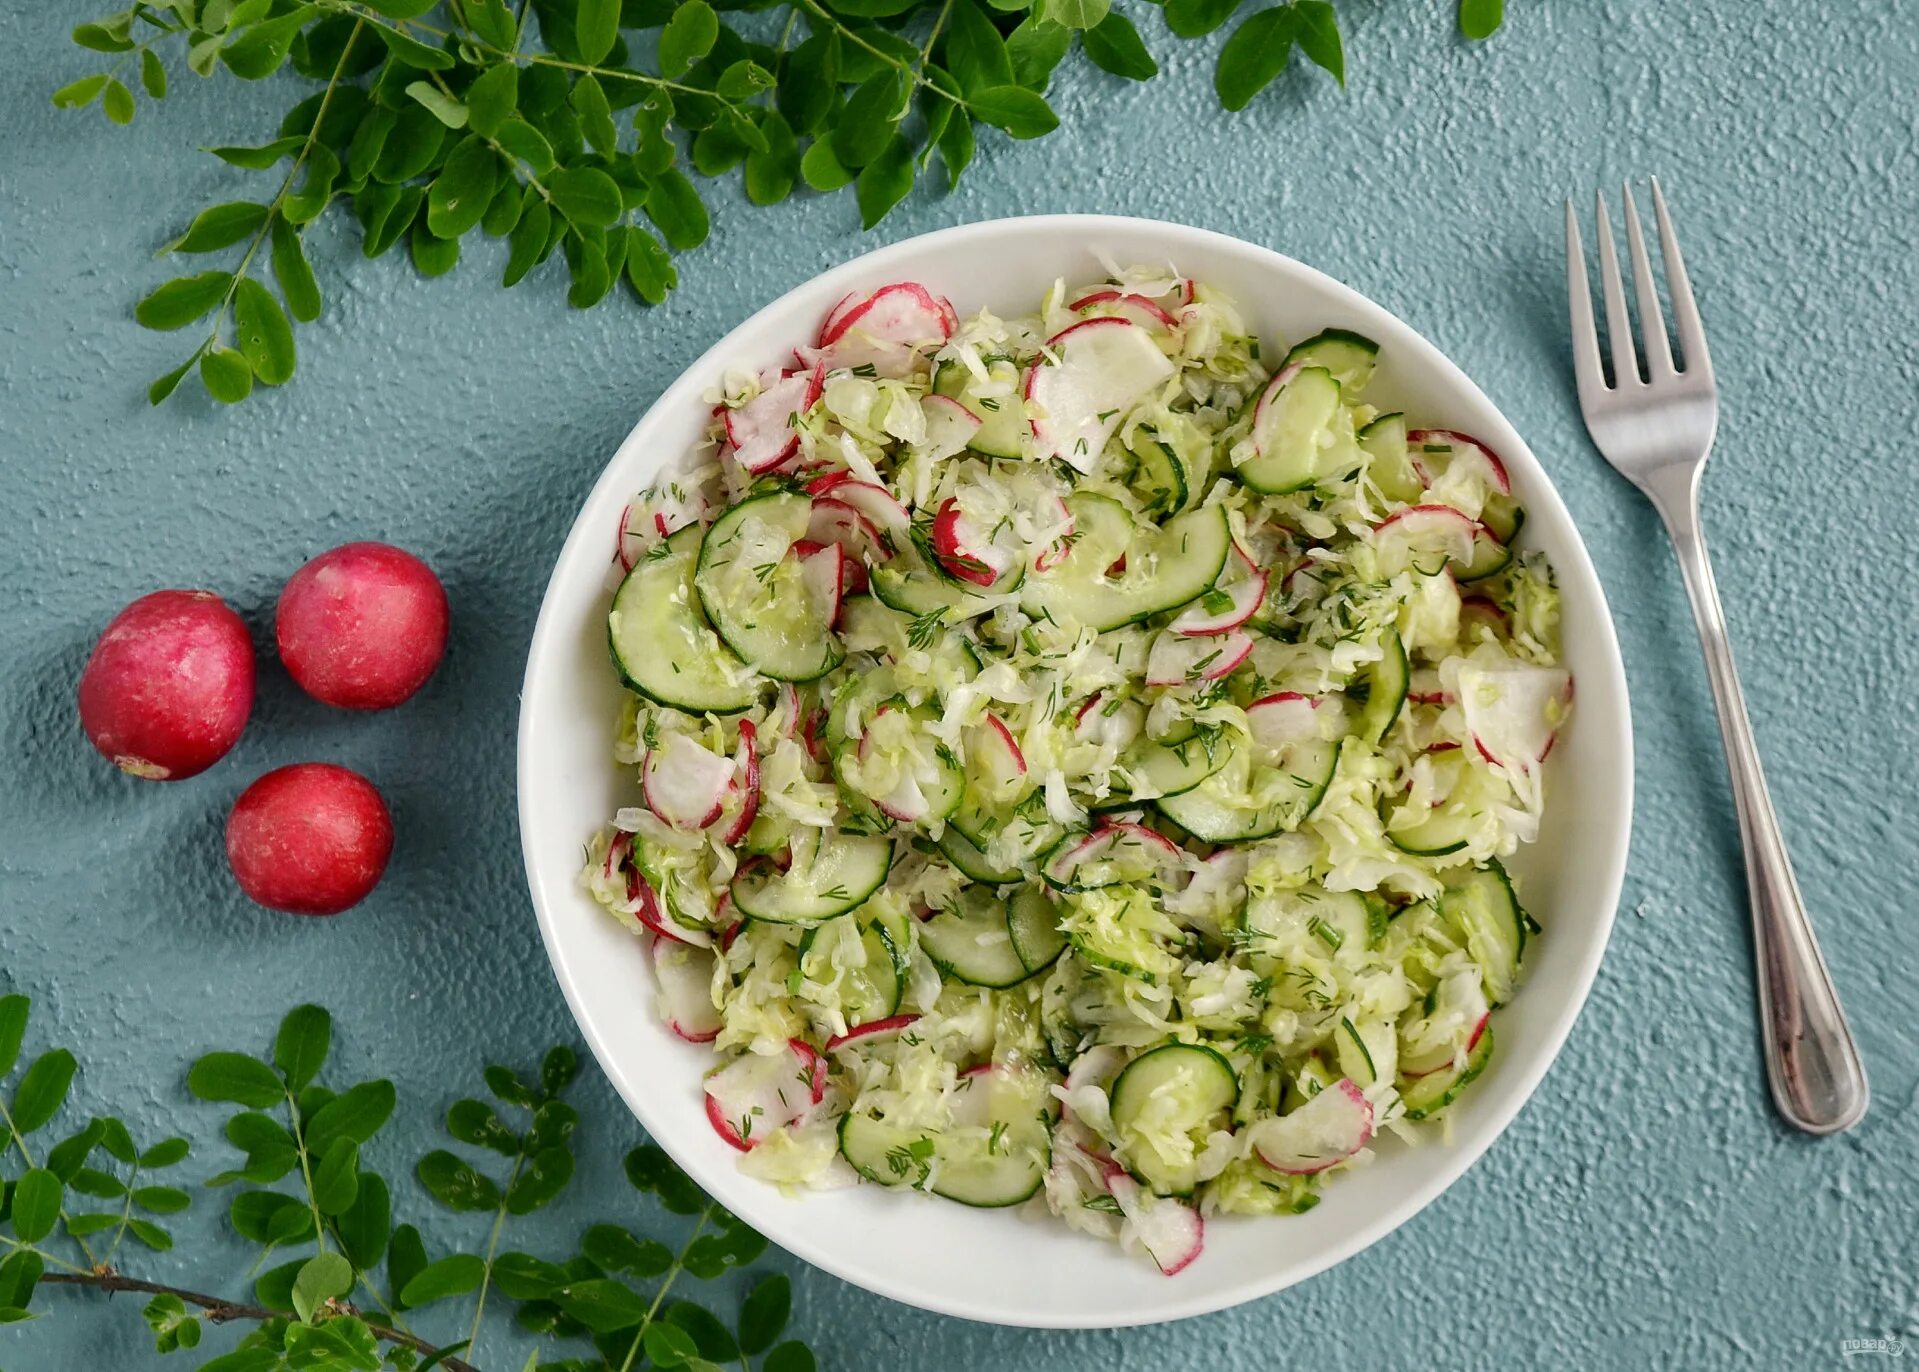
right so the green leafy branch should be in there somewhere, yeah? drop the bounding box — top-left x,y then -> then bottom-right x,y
54,0 -> 1501,411
0,994 -> 814,1372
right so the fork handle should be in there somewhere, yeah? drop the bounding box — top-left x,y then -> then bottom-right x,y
1651,477 -> 1870,1134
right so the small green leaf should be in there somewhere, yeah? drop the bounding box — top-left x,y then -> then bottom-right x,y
398,1253 -> 485,1308
1041,0 -> 1108,28
645,1321 -> 700,1368
493,117 -> 554,174
1006,15 -> 1071,89
148,350 -> 205,404
291,1250 -> 353,1324
427,135 -> 501,238
481,177 -> 524,236
1083,11 -> 1158,80
229,1190 -> 306,1243
968,85 -> 1059,139
200,346 -> 255,405
555,1278 -> 649,1333
52,74 -> 111,109
645,169 -> 708,250
549,166 -> 624,229
125,1218 -> 172,1251
45,1121 -> 104,1180
834,71 -> 906,168
0,1251 -> 44,1312
102,78 -> 135,125
411,221 -> 460,277
136,274 -> 231,332
141,49 -> 167,99
137,1136 -> 190,1170
855,134 -> 915,228
406,79 -> 468,129
9,1170 -> 61,1243
800,137 -> 853,193
207,136 -> 305,169
164,201 -> 270,255
1459,0 -> 1503,38
233,279 -> 296,387
1293,1 -> 1343,83
665,1302 -> 738,1362
305,1079 -> 396,1154
580,1225 -> 671,1278
659,0 -> 718,78
1215,6 -> 1296,111
72,20 -> 135,53
446,1100 -> 516,1155
283,144 -> 338,225
365,18 -> 454,70
937,109 -> 975,189
505,1145 -> 573,1214
1165,0 -> 1242,37
312,1136 -> 360,1215
491,1251 -> 569,1299
778,33 -> 838,135
69,1166 -> 126,1198
465,62 -> 518,138
683,1222 -> 768,1279
576,0 -> 621,65
624,226 -> 677,304
764,1342 -> 817,1372
270,220 -> 322,324
563,233 -> 610,308
739,1274 -> 792,1356
63,1212 -> 123,1236
133,1185 -> 192,1215
505,197 -> 552,287
387,1223 -> 428,1311
187,1052 -> 282,1107
11,1049 -> 77,1132
0,995 -> 27,1077
416,1149 -> 501,1211
335,1171 -> 391,1271
745,110 -> 799,206
223,6 -> 319,81
943,0 -> 1014,95
571,75 -> 617,156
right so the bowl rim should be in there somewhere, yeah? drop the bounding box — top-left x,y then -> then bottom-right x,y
518,212 -> 1634,1328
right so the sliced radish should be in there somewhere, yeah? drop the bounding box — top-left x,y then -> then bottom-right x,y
1407,429 -> 1511,495
931,496 -> 1017,588
921,393 -> 982,461
1107,1172 -> 1204,1275
1169,572 -> 1267,636
643,734 -> 735,829
1145,629 -> 1254,687
720,720 -> 761,846
799,542 -> 849,629
1026,318 -> 1175,472
1406,668 -> 1453,706
825,1013 -> 920,1052
1458,595 -> 1509,637
1044,822 -> 1182,889
1373,504 -> 1493,577
813,282 -> 957,378
857,706 -> 938,823
1031,495 -> 1078,573
806,496 -> 890,565
1067,289 -> 1181,332
1457,660 -> 1574,770
1226,538 -> 1260,582
1072,692 -> 1144,751
703,1038 -> 826,1151
652,939 -> 721,1043
818,290 -> 859,342
724,366 -> 823,474
805,474 -> 910,534
1401,971 -> 1492,1076
969,713 -> 1027,794
1245,692 -> 1321,751
1248,1078 -> 1375,1175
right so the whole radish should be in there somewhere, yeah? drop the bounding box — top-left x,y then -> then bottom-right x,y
226,763 -> 393,915
277,542 -> 448,710
78,590 -> 255,781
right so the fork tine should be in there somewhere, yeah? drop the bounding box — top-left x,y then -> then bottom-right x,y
1621,183 -> 1674,376
1593,191 -> 1641,386
1650,176 -> 1712,379
1564,200 -> 1607,403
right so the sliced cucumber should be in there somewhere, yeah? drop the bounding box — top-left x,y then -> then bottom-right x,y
838,1067 -> 1052,1207
695,491 -> 844,682
870,551 -> 996,619
1359,412 -> 1424,505
1155,736 -> 1339,844
1123,730 -> 1234,800
730,832 -> 893,925
838,595 -> 983,682
1006,885 -> 1067,973
1383,803 -> 1479,857
1354,627 -> 1409,742
1126,430 -> 1191,518
799,912 -> 905,1024
917,887 -> 1032,988
608,525 -> 760,714
936,824 -> 1023,884
932,357 -> 1026,459
1282,329 -> 1378,391
1109,1042 -> 1239,1195
1237,366 -> 1341,494
1400,1025 -> 1494,1120
1441,861 -> 1526,1003
1021,499 -> 1231,633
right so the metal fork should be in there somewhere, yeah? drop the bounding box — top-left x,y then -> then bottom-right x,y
1565,180 -> 1869,1135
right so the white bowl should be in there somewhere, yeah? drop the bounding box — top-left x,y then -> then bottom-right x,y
518,215 -> 1633,1329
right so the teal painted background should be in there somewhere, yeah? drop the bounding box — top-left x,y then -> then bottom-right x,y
5,1 -> 1917,1367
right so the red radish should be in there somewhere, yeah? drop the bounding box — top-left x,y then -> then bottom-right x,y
1106,1171 -> 1204,1275
806,497 -> 890,565
931,497 -> 1015,588
1371,504 -> 1494,578
643,734 -> 735,829
1245,692 -> 1321,751
771,683 -> 803,741
1226,539 -> 1260,582
801,707 -> 827,764
1249,1079 -> 1375,1175
1406,429 -> 1511,494
225,763 -> 392,916
856,706 -> 937,822
825,1013 -> 920,1052
78,589 -> 255,781
973,713 -> 1027,788
1026,318 -> 1175,471
921,393 -> 983,460
1401,970 -> 1491,1076
1067,289 -> 1182,331
812,282 -> 957,377
1247,362 -> 1303,455
652,939 -> 721,1042
798,542 -> 849,628
720,720 -> 761,846
615,486 -> 710,570
1044,823 -> 1181,889
724,366 -> 824,474
818,290 -> 858,341
702,1039 -> 825,1151
1457,661 -> 1574,770
1459,595 -> 1510,638
805,474 -> 910,533
1145,629 -> 1254,687
1071,692 -> 1143,751
1407,668 -> 1453,705
1169,572 -> 1267,636
626,867 -> 696,947
276,542 -> 448,711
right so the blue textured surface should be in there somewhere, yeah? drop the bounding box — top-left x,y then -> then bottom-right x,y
5,1 -> 1918,1367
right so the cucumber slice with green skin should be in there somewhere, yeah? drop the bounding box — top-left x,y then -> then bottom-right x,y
1400,1025 -> 1494,1120
1358,412 -> 1424,505
798,913 -> 905,1023
1109,1042 -> 1239,1196
1123,729 -> 1235,800
1006,885 -> 1067,973
870,551 -> 999,619
837,595 -> 984,681
608,525 -> 760,715
740,810 -> 794,857
1020,499 -> 1231,633
1154,737 -> 1340,844
1126,430 -> 1190,517
838,1067 -> 1053,1207
1383,803 -> 1478,857
1355,627 -> 1409,742
917,887 -> 1033,988
1282,328 -> 1379,391
1236,366 -> 1342,494
1441,861 -> 1527,1003
936,824 -> 1024,884
730,832 -> 893,925
932,357 -> 1026,459
695,491 -> 845,682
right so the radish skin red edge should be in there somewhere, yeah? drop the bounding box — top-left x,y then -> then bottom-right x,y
1406,428 -> 1512,494
825,1014 -> 921,1052
1249,1078 -> 1376,1175
703,1038 -> 826,1152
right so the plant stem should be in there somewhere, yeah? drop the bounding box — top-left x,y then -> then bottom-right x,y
103,1161 -> 140,1266
463,1146 -> 532,1358
616,1203 -> 715,1372
794,0 -> 967,105
286,1089 -> 329,1258
0,1234 -> 90,1277
39,1271 -> 481,1372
